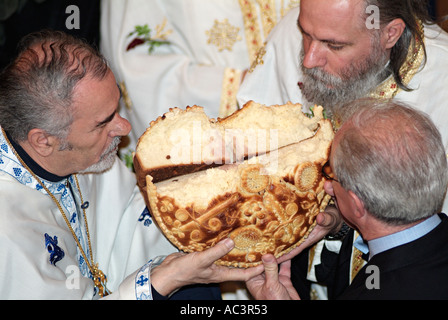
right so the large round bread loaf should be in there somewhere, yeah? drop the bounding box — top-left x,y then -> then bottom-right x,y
134,101 -> 334,267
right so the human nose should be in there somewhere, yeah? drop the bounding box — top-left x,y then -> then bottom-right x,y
302,40 -> 327,69
110,113 -> 131,137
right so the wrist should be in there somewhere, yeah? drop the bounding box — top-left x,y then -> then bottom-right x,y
150,256 -> 184,297
150,266 -> 180,297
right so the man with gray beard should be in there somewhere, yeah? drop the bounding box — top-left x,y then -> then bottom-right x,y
237,0 -> 448,299
238,0 -> 448,132
298,42 -> 389,115
79,136 -> 122,174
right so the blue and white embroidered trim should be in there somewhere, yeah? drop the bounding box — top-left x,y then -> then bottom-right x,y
0,129 -> 91,279
138,207 -> 153,227
45,233 -> 65,266
135,260 -> 153,300
135,255 -> 168,300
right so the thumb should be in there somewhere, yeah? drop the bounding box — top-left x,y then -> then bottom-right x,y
262,254 -> 279,284
199,238 -> 235,264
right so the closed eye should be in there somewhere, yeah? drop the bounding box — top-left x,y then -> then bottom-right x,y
95,111 -> 116,129
327,43 -> 346,51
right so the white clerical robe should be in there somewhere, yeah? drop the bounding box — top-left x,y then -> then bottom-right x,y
237,6 -> 448,299
100,0 -> 300,155
0,128 -> 177,299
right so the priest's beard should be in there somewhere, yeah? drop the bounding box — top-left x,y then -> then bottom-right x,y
299,39 -> 390,118
79,136 -> 121,174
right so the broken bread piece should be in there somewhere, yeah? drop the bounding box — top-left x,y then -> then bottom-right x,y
136,102 -> 334,267
134,100 -> 324,187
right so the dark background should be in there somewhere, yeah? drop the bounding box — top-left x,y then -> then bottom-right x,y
437,0 -> 448,31
0,0 -> 447,71
0,0 -> 100,69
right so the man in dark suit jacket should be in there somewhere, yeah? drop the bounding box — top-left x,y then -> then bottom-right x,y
245,98 -> 448,300
338,214 -> 448,299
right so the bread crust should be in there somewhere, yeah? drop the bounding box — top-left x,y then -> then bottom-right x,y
135,102 -> 334,267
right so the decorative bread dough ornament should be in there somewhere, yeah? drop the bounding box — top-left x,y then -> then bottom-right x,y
135,101 -> 334,267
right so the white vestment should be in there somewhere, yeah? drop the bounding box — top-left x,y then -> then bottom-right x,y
236,6 -> 448,299
100,0 -> 300,154
0,128 -> 177,299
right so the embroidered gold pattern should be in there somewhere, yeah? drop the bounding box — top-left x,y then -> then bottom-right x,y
119,81 -> 133,111
206,19 -> 242,52
350,246 -> 367,282
256,0 -> 277,38
307,243 -> 316,274
154,18 -> 173,41
350,232 -> 367,282
239,0 -> 299,62
249,45 -> 266,73
239,0 -> 263,63
219,68 -> 242,117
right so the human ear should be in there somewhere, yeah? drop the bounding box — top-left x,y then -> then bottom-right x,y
348,190 -> 367,219
27,128 -> 56,157
381,18 -> 406,50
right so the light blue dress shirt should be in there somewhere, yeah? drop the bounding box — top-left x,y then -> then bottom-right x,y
354,214 -> 441,260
